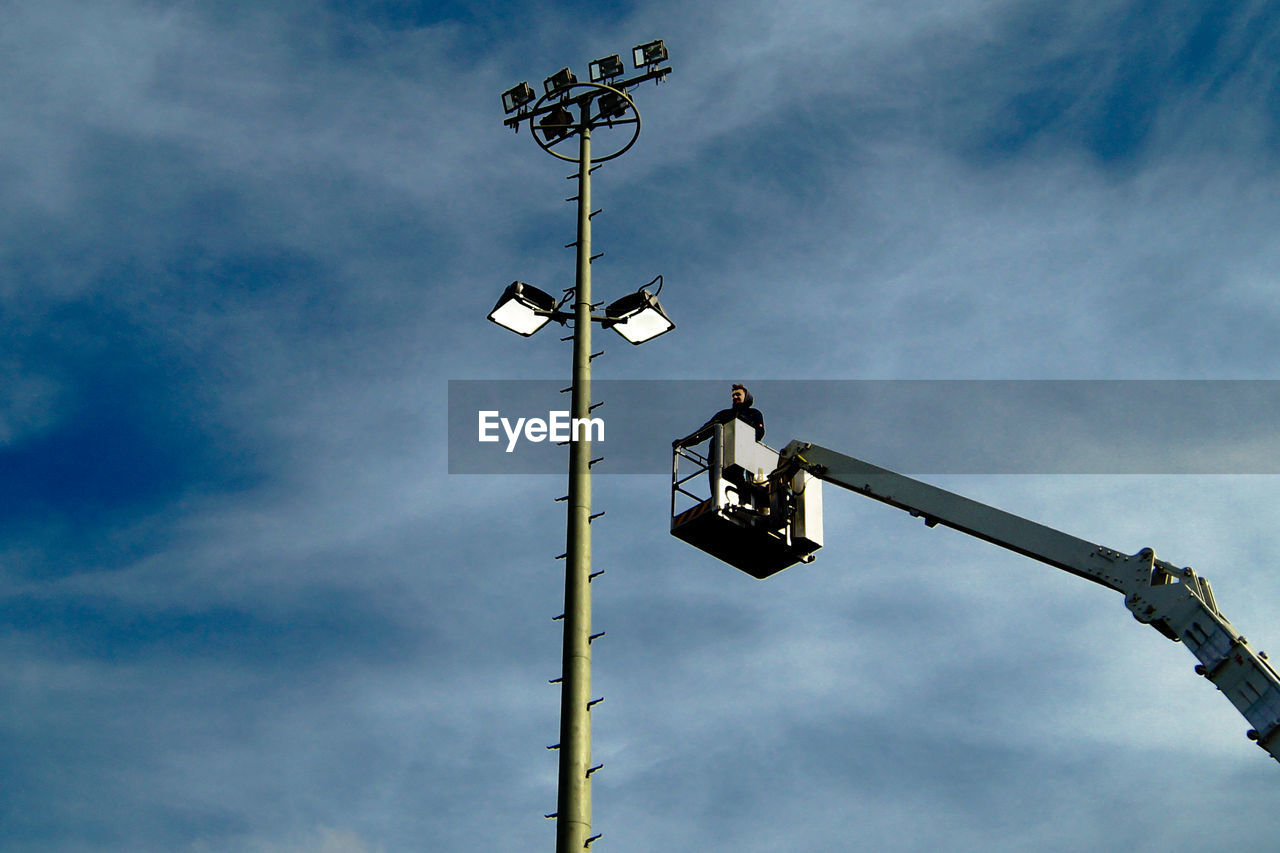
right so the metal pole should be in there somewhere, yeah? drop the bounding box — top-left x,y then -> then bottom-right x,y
556,118 -> 594,852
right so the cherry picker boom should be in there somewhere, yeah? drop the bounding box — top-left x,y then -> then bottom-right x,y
670,418 -> 1280,763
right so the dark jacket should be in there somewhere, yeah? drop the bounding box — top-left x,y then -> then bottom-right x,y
677,388 -> 765,446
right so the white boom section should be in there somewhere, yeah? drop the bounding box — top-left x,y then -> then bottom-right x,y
779,441 -> 1280,764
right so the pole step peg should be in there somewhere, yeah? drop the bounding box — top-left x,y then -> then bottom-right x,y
589,164 -> 602,173
560,386 -> 572,394
549,676 -> 563,684
589,631 -> 606,643
561,335 -> 574,342
589,570 -> 605,581
586,764 -> 603,777
589,252 -> 605,262
553,613 -> 565,621
556,553 -> 567,560
587,697 -> 604,709
585,834 -> 603,847
589,350 -> 605,361
556,495 -> 569,502
589,208 -> 603,219
588,457 -> 605,467
589,401 -> 604,412
564,240 -> 579,248
547,743 -> 560,749
589,511 -> 605,522
557,440 -> 570,446
545,813 -> 557,819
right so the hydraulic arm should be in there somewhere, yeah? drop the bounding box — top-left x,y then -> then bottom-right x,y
774,441 -> 1280,763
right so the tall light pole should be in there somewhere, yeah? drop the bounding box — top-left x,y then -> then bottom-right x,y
490,41 -> 674,852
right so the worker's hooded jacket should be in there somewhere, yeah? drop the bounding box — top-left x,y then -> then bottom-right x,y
686,387 -> 765,444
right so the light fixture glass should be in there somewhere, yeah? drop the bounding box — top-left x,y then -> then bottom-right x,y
488,281 -> 557,336
543,67 -> 578,96
589,54 -> 624,82
632,39 -> 668,69
604,288 -> 675,344
501,81 -> 535,114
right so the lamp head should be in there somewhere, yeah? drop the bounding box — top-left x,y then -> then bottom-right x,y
632,39 -> 668,69
501,81 -> 535,114
543,67 -> 578,97
595,91 -> 629,120
589,54 -> 624,82
604,287 -> 675,344
487,281 -> 558,336
539,105 -> 575,142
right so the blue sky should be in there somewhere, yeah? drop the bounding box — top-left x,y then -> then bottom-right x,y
5,1 -> 1280,851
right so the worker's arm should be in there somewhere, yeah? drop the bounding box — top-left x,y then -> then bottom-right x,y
673,417 -> 718,448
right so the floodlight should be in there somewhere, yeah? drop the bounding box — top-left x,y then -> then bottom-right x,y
589,54 -> 624,82
502,81 -> 535,114
543,67 -> 578,96
632,39 -> 668,69
539,105 -> 574,142
488,281 -> 558,336
604,287 -> 675,344
596,91 -> 628,120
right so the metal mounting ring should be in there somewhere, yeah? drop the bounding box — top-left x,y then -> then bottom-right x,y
529,82 -> 642,163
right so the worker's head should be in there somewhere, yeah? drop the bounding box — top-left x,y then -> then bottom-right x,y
731,384 -> 750,406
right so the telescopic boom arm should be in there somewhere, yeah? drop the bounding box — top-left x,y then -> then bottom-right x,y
775,440 -> 1280,763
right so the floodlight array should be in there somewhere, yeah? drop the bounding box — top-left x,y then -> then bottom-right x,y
491,278 -> 674,345
501,40 -> 670,117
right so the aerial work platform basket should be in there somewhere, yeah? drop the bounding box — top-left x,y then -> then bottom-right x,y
670,419 -> 823,578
